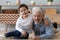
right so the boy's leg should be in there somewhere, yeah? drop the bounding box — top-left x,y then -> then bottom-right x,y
20,32 -> 29,39
14,32 -> 29,39
5,30 -> 21,37
5,30 -> 29,39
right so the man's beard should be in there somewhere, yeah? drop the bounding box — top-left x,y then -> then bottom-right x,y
34,20 -> 42,24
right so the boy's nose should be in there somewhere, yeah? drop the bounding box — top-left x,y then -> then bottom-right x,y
22,11 -> 25,14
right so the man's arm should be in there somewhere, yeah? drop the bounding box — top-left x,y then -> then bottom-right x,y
39,24 -> 54,39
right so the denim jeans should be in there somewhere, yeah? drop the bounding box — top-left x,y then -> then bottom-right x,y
5,30 -> 29,39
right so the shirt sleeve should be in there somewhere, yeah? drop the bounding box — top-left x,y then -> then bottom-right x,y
39,24 -> 54,39
15,17 -> 23,33
45,15 -> 52,24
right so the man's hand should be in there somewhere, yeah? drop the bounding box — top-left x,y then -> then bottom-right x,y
44,18 -> 49,26
21,31 -> 27,37
31,36 -> 40,40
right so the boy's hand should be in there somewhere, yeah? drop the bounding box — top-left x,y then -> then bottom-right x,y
21,31 -> 27,36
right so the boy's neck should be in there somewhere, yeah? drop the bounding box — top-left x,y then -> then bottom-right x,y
22,15 -> 28,19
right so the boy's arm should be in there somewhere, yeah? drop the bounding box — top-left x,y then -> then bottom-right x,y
15,18 -> 27,36
15,18 -> 23,32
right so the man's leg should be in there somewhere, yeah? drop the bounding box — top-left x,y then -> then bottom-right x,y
52,22 -> 57,29
52,22 -> 58,34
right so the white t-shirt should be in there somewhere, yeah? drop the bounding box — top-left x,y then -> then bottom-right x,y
15,14 -> 33,33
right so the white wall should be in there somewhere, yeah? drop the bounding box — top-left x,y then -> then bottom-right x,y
21,0 -> 60,5
0,0 -> 16,5
0,0 -> 60,5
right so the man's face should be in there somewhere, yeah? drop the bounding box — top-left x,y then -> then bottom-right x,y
20,7 -> 28,17
32,11 -> 43,23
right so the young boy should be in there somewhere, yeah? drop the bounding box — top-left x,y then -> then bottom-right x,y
5,4 -> 33,39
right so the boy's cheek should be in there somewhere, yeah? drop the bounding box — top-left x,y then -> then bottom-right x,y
20,12 -> 23,15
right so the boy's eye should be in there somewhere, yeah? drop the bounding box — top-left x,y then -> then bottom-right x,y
20,9 -> 26,12
20,11 -> 23,12
24,9 -> 27,11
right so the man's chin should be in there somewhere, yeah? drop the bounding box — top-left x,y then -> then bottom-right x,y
34,21 -> 39,24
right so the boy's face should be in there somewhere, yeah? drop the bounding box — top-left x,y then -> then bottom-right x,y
32,11 -> 43,23
20,7 -> 28,17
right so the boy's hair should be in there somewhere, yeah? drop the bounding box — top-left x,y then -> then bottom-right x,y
18,4 -> 28,10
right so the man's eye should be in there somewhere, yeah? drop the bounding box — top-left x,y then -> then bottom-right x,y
37,15 -> 40,17
34,15 -> 36,17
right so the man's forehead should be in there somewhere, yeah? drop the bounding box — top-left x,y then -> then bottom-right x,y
33,13 -> 43,16
33,10 -> 42,13
32,7 -> 44,15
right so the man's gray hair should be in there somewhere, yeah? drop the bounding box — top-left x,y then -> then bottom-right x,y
32,7 -> 44,14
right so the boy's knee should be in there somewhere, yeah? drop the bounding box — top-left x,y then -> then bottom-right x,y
20,32 -> 29,39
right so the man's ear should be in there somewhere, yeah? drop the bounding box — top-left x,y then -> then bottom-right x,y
42,18 -> 44,22
43,14 -> 44,17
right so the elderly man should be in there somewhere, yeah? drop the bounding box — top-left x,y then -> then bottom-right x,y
32,7 -> 54,40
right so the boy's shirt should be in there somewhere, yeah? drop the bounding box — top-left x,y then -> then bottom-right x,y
15,14 -> 33,33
